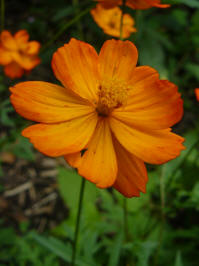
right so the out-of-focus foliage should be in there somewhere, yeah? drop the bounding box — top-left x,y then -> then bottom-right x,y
0,0 -> 199,265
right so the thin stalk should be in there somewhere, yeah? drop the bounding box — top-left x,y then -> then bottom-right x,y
119,0 -> 126,40
123,198 -> 128,241
153,166 -> 166,266
120,0 -> 129,244
72,0 -> 83,38
1,0 -> 5,31
71,178 -> 86,266
41,4 -> 94,52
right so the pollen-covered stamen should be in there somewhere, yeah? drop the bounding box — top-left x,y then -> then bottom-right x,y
96,78 -> 130,116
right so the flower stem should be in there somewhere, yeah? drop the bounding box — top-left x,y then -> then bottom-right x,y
71,178 -> 86,266
72,0 -> 83,39
1,0 -> 5,31
123,197 -> 128,241
41,4 -> 94,52
119,0 -> 126,40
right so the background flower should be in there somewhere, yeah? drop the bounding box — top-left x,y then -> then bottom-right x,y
91,4 -> 136,38
195,88 -> 199,101
95,0 -> 170,9
0,30 -> 40,78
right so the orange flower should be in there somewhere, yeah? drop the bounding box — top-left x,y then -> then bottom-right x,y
96,0 -> 170,9
91,4 -> 136,38
0,30 -> 41,79
10,39 -> 184,197
195,88 -> 199,101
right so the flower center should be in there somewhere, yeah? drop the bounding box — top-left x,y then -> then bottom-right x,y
96,78 -> 129,116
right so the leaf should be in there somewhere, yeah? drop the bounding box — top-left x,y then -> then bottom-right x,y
30,232 -> 91,266
162,130 -> 199,180
174,251 -> 184,266
108,233 -> 124,266
174,0 -> 199,8
57,167 -> 99,225
185,63 -> 199,81
12,136 -> 35,161
136,241 -> 157,266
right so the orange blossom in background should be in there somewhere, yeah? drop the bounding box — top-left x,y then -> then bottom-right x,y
10,39 -> 184,197
195,89 -> 199,101
0,30 -> 40,79
96,0 -> 170,9
91,4 -> 136,38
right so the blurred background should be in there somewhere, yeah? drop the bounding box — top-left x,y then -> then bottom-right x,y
0,0 -> 199,265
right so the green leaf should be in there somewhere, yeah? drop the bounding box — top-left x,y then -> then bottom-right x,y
174,251 -> 184,266
174,0 -> 199,8
30,232 -> 91,266
108,233 -> 123,266
163,130 -> 199,180
57,167 -> 99,225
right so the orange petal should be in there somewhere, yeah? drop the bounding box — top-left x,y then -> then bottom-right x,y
4,62 -> 24,78
99,39 -> 138,82
14,30 -> 29,51
126,0 -> 170,9
26,41 -> 40,55
0,48 -> 12,65
91,5 -> 136,39
109,117 -> 185,165
14,30 -> 29,43
22,112 -> 98,157
113,138 -> 148,198
10,81 -> 94,123
11,52 -> 40,70
52,38 -> 99,103
96,0 -> 120,8
195,88 -> 199,101
113,79 -> 183,130
65,119 -> 118,188
0,31 -> 17,50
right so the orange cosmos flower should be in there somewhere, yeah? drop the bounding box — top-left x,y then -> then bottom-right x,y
0,30 -> 40,79
96,0 -> 170,9
91,4 -> 136,38
10,39 -> 184,197
195,89 -> 199,101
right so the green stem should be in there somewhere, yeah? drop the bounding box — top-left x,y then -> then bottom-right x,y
71,178 -> 86,266
72,0 -> 83,38
1,0 -> 5,31
153,166 -> 166,266
41,4 -> 94,52
123,198 -> 128,241
119,0 -> 126,40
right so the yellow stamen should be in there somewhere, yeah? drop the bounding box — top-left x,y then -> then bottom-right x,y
97,78 -> 130,116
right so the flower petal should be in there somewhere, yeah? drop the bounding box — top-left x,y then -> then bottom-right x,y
52,38 -> 99,103
113,79 -> 183,129
195,88 -> 199,101
109,117 -> 185,165
4,62 -> 24,78
14,30 -> 29,43
0,31 -> 17,50
10,81 -> 94,123
91,5 -> 136,39
99,39 -> 138,82
126,0 -> 170,9
0,48 -> 12,65
11,52 -> 40,70
26,41 -> 40,55
113,138 -> 148,197
65,119 -> 118,188
14,30 -> 29,51
22,112 -> 98,157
